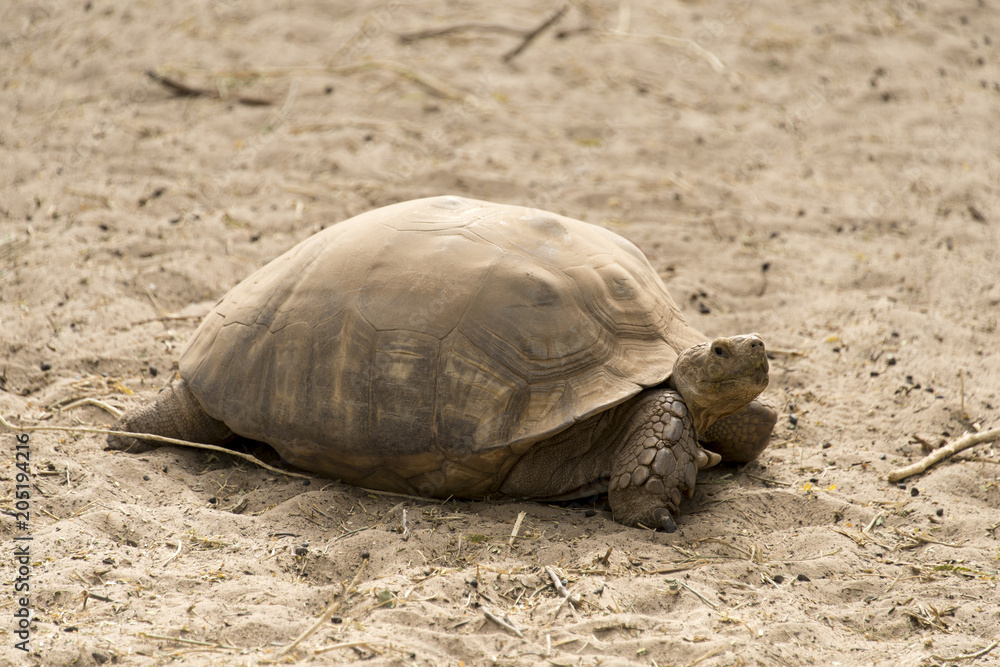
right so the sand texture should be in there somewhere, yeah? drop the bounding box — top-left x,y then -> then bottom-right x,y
1,0 -> 999,665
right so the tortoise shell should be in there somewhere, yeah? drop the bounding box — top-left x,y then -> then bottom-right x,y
179,196 -> 705,496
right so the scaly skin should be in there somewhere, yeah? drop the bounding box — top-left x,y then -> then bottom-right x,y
700,398 -> 778,463
606,390 -> 708,531
107,379 -> 232,453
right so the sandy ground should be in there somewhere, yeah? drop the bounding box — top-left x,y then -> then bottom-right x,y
2,0 -> 999,665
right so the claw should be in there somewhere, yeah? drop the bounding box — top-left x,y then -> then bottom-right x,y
654,508 -> 677,533
695,446 -> 722,469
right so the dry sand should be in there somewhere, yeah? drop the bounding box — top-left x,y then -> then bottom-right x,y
2,0 -> 999,665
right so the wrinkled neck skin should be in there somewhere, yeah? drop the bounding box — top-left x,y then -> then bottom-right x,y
666,375 -> 732,436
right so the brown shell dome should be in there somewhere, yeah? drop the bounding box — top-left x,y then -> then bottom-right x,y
179,196 -> 704,495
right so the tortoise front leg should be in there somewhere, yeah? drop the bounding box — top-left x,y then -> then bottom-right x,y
699,398 -> 777,463
607,390 -> 720,532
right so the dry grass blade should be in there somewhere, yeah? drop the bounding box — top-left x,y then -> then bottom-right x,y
281,557 -> 369,655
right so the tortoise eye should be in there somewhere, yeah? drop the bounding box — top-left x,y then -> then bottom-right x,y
713,346 -> 725,356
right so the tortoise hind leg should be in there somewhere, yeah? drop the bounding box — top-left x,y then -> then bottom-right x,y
107,378 -> 233,453
699,398 -> 777,463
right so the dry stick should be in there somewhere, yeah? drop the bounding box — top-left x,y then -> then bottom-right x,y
508,511 -> 527,548
502,4 -> 569,62
0,414 -> 314,480
482,606 -> 524,638
887,427 -> 1000,482
145,69 -> 273,106
314,641 -> 379,656
599,30 -> 739,88
58,397 -> 123,419
195,61 -> 470,102
281,558 -> 369,655
160,541 -> 183,567
664,578 -> 717,610
400,508 -> 411,541
544,566 -> 582,608
138,633 -> 237,649
398,22 -> 528,42
933,640 -> 999,663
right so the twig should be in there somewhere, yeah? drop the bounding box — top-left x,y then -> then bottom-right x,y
398,22 -> 527,42
508,511 -> 526,548
544,566 -> 582,608
744,473 -> 792,487
599,546 -> 613,565
146,69 -> 210,97
686,646 -> 726,667
146,69 -> 273,106
933,640 -> 998,662
331,60 -> 471,101
400,508 -> 411,541
502,4 -> 569,62
893,527 -> 964,549
0,414 -> 314,480
664,578 -> 717,609
887,427 -> 1000,482
482,606 -> 524,638
138,633 -> 237,649
281,557 -> 368,655
314,641 -> 379,656
160,541 -> 182,567
131,314 -> 204,326
574,30 -> 740,88
58,397 -> 123,419
863,512 -> 884,534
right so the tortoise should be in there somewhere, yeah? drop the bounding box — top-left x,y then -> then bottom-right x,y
110,195 -> 776,531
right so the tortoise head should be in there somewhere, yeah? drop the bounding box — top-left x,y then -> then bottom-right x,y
668,333 -> 769,435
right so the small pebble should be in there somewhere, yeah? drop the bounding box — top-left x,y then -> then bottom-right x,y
142,475 -> 150,481
772,574 -> 785,584
148,365 -> 159,377
208,496 -> 217,504
796,574 -> 811,582
40,361 -> 52,371
936,508 -> 944,517
302,479 -> 311,486
360,550 -> 370,561
585,509 -> 597,518
897,483 -> 906,490
910,487 -> 919,497
789,413 -> 798,426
